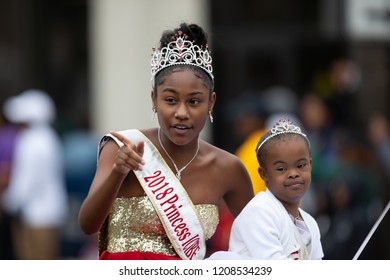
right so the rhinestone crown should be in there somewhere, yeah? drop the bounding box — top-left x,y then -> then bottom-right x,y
256,117 -> 309,154
151,32 -> 214,83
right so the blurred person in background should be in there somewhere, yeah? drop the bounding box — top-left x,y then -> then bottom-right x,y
311,57 -> 361,130
61,126 -> 100,259
368,113 -> 390,186
229,91 -> 268,195
366,113 -> 390,258
2,89 -> 68,260
299,93 -> 338,216
299,92 -> 383,259
321,128 -> 382,259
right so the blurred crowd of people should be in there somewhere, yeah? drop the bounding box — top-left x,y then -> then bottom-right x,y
0,89 -> 98,260
208,58 -> 390,259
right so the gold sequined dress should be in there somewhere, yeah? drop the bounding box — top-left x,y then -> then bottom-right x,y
98,196 -> 219,259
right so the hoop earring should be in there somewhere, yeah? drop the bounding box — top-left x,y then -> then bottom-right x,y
209,111 -> 213,123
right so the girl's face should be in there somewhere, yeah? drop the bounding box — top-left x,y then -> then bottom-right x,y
259,136 -> 312,208
152,69 -> 215,146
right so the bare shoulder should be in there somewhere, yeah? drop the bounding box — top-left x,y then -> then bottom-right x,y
140,128 -> 157,137
201,140 -> 249,180
204,141 -> 244,165
201,141 -> 254,217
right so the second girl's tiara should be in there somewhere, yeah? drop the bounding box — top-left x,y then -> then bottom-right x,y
256,117 -> 309,154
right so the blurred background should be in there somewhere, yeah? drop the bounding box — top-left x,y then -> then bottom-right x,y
0,0 -> 389,260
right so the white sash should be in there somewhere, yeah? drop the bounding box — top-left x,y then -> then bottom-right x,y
103,129 -> 206,260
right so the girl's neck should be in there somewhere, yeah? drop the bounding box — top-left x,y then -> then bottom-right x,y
157,128 -> 200,168
157,128 -> 199,156
282,202 -> 301,220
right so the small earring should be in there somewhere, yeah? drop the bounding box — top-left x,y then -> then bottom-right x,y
151,108 -> 156,122
209,111 -> 213,123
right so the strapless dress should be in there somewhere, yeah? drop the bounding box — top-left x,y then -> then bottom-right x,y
98,196 -> 219,257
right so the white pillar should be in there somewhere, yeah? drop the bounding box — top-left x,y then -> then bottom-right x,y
89,0 -> 211,140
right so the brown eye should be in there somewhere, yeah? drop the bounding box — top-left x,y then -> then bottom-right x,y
298,162 -> 307,169
189,99 -> 200,105
165,97 -> 176,103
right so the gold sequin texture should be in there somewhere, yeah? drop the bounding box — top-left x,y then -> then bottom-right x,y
106,196 -> 219,256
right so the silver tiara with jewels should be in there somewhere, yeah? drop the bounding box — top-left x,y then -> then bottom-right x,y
256,118 -> 309,154
150,31 -> 214,83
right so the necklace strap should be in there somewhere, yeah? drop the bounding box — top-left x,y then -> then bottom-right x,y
158,128 -> 199,180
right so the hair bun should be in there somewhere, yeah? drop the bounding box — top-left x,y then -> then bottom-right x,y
160,22 -> 208,48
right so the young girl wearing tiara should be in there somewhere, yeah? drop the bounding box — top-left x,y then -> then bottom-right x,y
209,117 -> 323,260
78,23 -> 254,260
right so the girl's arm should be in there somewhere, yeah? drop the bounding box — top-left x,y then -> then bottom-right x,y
78,131 -> 144,234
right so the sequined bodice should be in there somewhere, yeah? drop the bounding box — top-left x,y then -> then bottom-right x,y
106,196 -> 219,256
